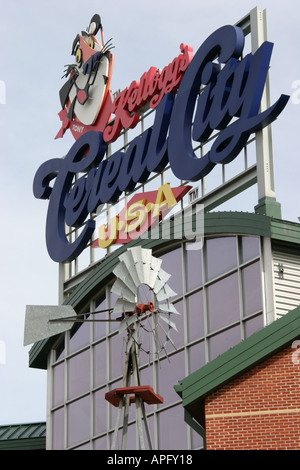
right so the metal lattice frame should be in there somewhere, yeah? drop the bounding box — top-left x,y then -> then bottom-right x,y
59,8 -> 278,298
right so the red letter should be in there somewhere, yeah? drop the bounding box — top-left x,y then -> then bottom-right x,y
103,89 -> 140,142
179,43 -> 194,72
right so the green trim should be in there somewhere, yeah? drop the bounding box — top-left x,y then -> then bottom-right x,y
270,218 -> 300,251
255,196 -> 282,219
184,409 -> 206,449
0,437 -> 46,450
176,305 -> 300,413
204,211 -> 271,238
0,422 -> 46,450
28,211 -> 300,370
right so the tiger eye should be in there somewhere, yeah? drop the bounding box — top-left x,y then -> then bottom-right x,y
88,36 -> 95,49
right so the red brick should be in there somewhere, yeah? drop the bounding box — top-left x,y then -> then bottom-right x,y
205,345 -> 300,450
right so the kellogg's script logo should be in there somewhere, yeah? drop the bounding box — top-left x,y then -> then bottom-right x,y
34,16 -> 289,263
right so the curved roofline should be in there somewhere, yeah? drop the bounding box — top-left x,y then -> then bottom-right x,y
28,211 -> 300,369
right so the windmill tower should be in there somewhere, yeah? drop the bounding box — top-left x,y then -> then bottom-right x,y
105,246 -> 180,450
24,246 -> 179,450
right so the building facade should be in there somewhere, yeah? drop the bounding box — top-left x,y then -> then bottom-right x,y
177,304 -> 300,450
28,213 -> 300,449
26,7 -> 300,450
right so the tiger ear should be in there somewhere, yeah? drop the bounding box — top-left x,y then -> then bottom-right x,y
88,14 -> 102,36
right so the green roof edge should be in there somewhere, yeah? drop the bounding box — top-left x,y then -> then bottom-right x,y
28,211 -> 300,370
0,422 -> 46,450
0,437 -> 46,450
176,304 -> 300,411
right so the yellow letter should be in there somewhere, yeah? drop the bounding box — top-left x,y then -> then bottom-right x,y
152,183 -> 177,218
98,216 -> 119,248
126,199 -> 148,234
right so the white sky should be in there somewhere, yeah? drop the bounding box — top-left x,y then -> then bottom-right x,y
0,0 -> 299,425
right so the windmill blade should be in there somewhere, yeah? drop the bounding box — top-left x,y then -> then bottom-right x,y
159,314 -> 178,332
113,298 -> 136,315
153,268 -> 171,294
119,313 -> 139,334
152,323 -> 170,367
118,250 -> 140,288
128,246 -> 153,285
156,283 -> 177,302
148,256 -> 162,289
24,305 -> 76,346
159,302 -> 180,314
140,248 -> 154,285
112,261 -> 137,294
158,321 -> 177,351
111,278 -> 137,303
112,246 -> 181,363
119,311 -> 150,335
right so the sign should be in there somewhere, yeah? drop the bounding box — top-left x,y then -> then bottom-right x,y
55,14 -> 193,143
93,183 -> 191,248
55,14 -> 114,140
33,15 -> 289,263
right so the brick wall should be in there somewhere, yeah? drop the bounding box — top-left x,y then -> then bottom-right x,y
205,344 -> 300,450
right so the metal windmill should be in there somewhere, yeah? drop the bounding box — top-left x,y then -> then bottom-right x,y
105,246 -> 180,450
24,246 -> 180,450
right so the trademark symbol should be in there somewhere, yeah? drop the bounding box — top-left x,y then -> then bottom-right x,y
0,80 -> 6,104
291,80 -> 300,104
0,340 -> 6,365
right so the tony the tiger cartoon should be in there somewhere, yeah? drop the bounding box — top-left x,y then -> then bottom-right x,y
56,14 -> 114,140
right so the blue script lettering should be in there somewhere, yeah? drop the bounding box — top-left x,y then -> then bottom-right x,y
33,131 -> 106,262
33,25 -> 289,262
168,25 -> 289,180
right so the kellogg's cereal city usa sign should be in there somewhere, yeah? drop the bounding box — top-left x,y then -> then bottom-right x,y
33,14 -> 289,263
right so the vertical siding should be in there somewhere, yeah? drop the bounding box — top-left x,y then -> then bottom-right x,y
273,251 -> 300,318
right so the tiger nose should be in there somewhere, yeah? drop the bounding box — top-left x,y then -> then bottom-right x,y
77,89 -> 88,104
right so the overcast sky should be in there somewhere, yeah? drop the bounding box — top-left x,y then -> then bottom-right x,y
0,0 -> 299,425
